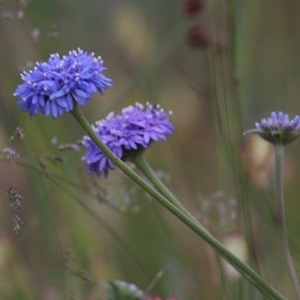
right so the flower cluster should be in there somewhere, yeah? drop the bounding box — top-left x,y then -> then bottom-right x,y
14,48 -> 112,118
254,112 -> 300,145
82,102 -> 174,177
1,147 -> 20,163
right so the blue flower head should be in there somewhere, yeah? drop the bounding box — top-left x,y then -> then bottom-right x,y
82,102 -> 174,177
253,112 -> 300,145
14,48 -> 112,118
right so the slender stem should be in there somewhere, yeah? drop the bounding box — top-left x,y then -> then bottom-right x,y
229,0 -> 260,272
131,154 -> 186,210
133,154 -> 251,299
229,0 -> 237,71
71,106 -> 284,299
209,43 -> 259,271
274,145 -> 300,299
132,154 -> 231,298
239,176 -> 261,272
132,153 -> 204,237
215,250 -> 230,300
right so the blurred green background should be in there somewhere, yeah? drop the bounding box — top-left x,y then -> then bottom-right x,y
1,0 -> 300,299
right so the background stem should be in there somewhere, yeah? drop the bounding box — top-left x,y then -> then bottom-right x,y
274,144 -> 300,299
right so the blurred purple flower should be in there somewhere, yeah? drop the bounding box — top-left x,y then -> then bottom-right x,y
254,112 -> 300,145
82,102 -> 174,177
14,48 -> 112,118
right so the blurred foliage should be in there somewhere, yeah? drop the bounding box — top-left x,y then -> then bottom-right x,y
1,0 -> 300,299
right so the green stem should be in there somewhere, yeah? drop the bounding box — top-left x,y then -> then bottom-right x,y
131,153 -> 205,239
132,154 -> 231,298
229,0 -> 259,272
131,154 -> 186,210
71,106 -> 284,299
229,0 -> 237,71
274,145 -> 300,299
239,176 -> 261,271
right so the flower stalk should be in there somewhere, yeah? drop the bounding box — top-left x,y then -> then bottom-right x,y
131,153 -> 203,230
131,153 -> 184,210
246,111 -> 300,298
71,105 -> 284,299
274,144 -> 300,299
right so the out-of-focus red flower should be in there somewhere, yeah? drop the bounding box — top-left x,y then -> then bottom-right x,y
186,25 -> 211,48
182,0 -> 205,16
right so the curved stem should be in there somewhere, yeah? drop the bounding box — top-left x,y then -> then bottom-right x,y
71,106 -> 284,299
274,145 -> 300,299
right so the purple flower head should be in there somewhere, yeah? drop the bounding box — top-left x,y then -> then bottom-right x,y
254,112 -> 300,145
82,102 -> 174,177
14,48 -> 112,118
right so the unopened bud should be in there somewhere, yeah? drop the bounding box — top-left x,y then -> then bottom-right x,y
182,0 -> 205,16
187,25 -> 211,48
